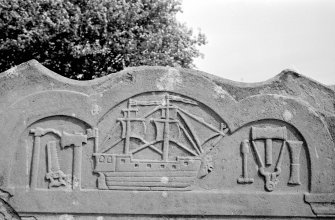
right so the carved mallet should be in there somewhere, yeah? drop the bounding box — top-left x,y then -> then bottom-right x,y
251,127 -> 287,166
287,140 -> 303,185
237,140 -> 254,184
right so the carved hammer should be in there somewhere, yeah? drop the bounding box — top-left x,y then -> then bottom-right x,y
251,127 -> 287,166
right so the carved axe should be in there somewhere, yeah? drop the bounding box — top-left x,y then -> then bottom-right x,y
60,131 -> 87,190
61,131 -> 87,149
251,127 -> 287,166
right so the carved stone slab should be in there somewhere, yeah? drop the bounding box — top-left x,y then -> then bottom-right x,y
0,60 -> 334,219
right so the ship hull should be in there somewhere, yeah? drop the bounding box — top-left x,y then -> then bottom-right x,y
103,171 -> 197,190
94,154 -> 201,190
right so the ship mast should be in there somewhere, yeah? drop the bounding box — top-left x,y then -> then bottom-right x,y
120,100 -> 142,154
147,94 -> 176,161
149,94 -> 198,161
162,95 -> 171,161
118,94 -> 200,161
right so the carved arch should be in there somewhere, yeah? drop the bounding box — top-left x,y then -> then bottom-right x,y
0,90 -> 94,190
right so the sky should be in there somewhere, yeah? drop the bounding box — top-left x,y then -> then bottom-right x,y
177,0 -> 335,85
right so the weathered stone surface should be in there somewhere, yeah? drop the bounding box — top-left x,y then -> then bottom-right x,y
0,60 -> 334,219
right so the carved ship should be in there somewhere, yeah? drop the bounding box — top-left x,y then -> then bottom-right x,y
93,94 -> 227,190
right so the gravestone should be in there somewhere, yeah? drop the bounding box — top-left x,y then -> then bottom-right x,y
0,60 -> 334,219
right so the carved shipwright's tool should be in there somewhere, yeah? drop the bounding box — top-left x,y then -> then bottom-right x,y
287,140 -> 303,185
87,127 -> 99,152
250,126 -> 287,191
250,138 -> 284,191
61,131 -> 87,190
61,131 -> 87,149
30,127 -> 62,189
45,141 -> 67,188
237,140 -> 254,184
251,127 -> 287,166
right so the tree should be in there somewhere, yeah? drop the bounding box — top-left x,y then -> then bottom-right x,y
0,0 -> 206,80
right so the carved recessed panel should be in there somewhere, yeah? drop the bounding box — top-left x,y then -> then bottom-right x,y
94,92 -> 228,190
233,121 -> 309,192
12,116 -> 96,190
237,126 -> 304,191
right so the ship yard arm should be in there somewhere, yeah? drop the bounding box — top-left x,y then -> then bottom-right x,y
129,138 -> 163,156
177,108 -> 228,136
167,94 -> 198,105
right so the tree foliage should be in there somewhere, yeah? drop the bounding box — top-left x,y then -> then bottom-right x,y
0,0 -> 206,79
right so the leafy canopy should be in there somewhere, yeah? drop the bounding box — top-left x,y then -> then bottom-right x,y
0,0 -> 206,79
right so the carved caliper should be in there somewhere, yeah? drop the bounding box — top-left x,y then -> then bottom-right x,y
237,126 -> 304,191
237,127 -> 287,191
251,126 -> 287,191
